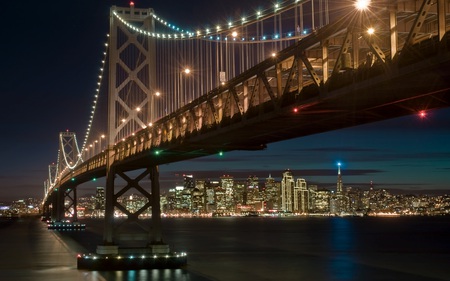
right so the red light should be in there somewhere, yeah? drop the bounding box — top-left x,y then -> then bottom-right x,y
418,110 -> 427,118
293,108 -> 298,113
130,1 -> 135,6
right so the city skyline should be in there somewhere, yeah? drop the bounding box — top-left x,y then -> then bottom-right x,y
0,0 -> 449,203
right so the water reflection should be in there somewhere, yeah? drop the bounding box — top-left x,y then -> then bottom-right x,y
328,218 -> 356,280
97,268 -> 191,281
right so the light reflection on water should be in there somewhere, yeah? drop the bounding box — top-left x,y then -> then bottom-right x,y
96,268 -> 193,281
329,218 -> 356,280
60,217 -> 450,281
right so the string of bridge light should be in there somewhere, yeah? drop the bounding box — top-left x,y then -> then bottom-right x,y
114,0 -> 310,41
81,34 -> 109,155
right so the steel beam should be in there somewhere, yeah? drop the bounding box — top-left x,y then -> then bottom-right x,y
404,0 -> 433,47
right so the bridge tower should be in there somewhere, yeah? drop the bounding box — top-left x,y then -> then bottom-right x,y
50,132 -> 81,222
96,3 -> 171,260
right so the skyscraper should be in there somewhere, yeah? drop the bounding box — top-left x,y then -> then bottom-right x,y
264,174 -> 280,211
296,178 -> 309,213
337,163 -> 343,194
95,187 -> 105,210
281,170 -> 295,212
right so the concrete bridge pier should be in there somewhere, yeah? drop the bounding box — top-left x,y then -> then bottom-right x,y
47,186 -> 85,230
81,161 -> 185,270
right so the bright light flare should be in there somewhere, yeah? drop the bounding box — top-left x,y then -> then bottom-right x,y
367,27 -> 375,35
355,0 -> 370,11
418,110 -> 427,118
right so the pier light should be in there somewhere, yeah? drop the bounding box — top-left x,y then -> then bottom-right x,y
367,27 -> 375,35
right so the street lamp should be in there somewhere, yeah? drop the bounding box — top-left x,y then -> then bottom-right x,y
179,68 -> 191,107
99,134 -> 105,153
355,0 -> 370,11
151,91 -> 161,123
222,31 -> 238,85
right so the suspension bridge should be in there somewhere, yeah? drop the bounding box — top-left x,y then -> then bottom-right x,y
41,0 -> 450,270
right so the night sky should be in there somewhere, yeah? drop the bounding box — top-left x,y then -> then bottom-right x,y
0,0 -> 449,202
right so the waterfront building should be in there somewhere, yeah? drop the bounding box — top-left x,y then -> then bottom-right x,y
311,189 -> 331,213
205,180 -> 219,213
95,187 -> 105,210
281,170 -> 295,212
297,178 -> 309,213
184,174 -> 195,189
219,175 -> 234,212
246,175 -> 261,210
264,174 -> 280,211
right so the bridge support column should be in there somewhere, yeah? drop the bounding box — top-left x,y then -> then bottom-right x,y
55,188 -> 65,221
97,149 -> 118,255
84,163 -> 186,270
148,166 -> 169,253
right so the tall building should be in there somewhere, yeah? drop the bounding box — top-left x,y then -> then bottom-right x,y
281,170 -> 295,212
246,175 -> 260,208
313,189 -> 331,213
296,178 -> 309,213
219,175 -> 234,211
337,163 -> 343,194
264,174 -> 280,211
95,187 -> 105,210
332,163 -> 345,214
184,174 -> 195,190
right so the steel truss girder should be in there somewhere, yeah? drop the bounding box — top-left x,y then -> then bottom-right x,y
332,29 -> 353,75
363,35 -> 386,64
64,187 -> 78,221
299,52 -> 321,87
103,165 -> 161,246
404,0 -> 433,47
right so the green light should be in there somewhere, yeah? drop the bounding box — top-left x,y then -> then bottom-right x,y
155,150 -> 161,155
92,178 -> 97,182
219,151 -> 224,156
71,178 -> 75,182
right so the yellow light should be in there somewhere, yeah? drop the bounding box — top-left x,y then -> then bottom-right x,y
231,31 -> 238,38
367,27 -> 375,35
355,0 -> 370,10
